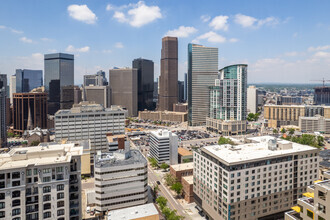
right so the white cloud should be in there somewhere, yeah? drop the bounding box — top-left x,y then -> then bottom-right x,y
229,38 -> 238,43
234,14 -> 279,28
308,45 -> 330,52
0,25 -> 23,34
40,37 -> 53,42
193,31 -> 226,43
20,37 -> 33,43
165,26 -> 197,38
67,4 -> 97,24
0,25 -> 6,29
284,51 -> 299,57
106,4 -> 113,11
115,42 -> 124,48
48,49 -> 57,53
200,15 -> 210,22
102,49 -> 112,53
313,51 -> 330,58
65,45 -> 90,53
209,15 -> 229,31
113,1 -> 162,27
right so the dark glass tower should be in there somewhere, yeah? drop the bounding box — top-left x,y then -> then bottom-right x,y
132,58 -> 155,110
16,69 -> 43,92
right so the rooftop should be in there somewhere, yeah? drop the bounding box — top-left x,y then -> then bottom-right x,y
316,179 -> 330,190
150,129 -> 178,139
56,103 -> 126,115
203,136 -> 317,165
0,144 -> 83,170
182,175 -> 194,184
170,162 -> 193,171
107,203 -> 159,220
178,147 -> 193,156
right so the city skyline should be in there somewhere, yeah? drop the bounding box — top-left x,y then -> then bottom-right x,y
1,1 -> 330,84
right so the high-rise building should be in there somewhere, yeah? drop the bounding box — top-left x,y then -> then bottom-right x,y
158,37 -> 178,111
314,86 -> 330,106
184,73 -> 187,101
83,70 -> 107,87
188,44 -> 218,126
0,75 -> 6,147
149,129 -> 178,165
194,136 -> 319,220
13,92 -> 48,133
55,103 -> 127,172
247,85 -> 258,114
0,143 -> 83,220
9,75 -> 16,104
94,149 -> 148,212
109,68 -> 138,116
73,86 -> 82,104
178,81 -> 184,103
153,81 -> 158,101
132,58 -> 154,111
60,85 -> 75,109
44,53 -> 74,114
83,85 -> 111,108
15,69 -> 43,93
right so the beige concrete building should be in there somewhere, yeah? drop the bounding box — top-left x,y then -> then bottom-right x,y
107,203 -> 160,220
299,115 -> 330,134
138,110 -> 187,123
0,143 -> 83,220
173,103 -> 188,112
83,85 -> 111,108
285,172 -> 330,220
194,136 -> 320,220
206,118 -> 247,135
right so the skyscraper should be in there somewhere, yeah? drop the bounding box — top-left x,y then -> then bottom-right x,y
158,36 -> 178,111
247,85 -> 258,114
188,44 -> 218,126
9,75 -> 16,104
83,85 -> 111,108
178,81 -> 184,103
44,53 -> 74,114
0,74 -> 7,147
184,73 -> 187,101
109,68 -> 138,116
15,69 -> 43,93
132,58 -> 154,110
83,70 -> 107,87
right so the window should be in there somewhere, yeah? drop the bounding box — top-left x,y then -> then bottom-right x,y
57,184 -> 64,191
57,193 -> 64,199
43,211 -> 51,218
57,201 -> 64,208
43,177 -> 51,182
12,172 -> 20,179
0,193 -> 4,200
43,186 -> 51,193
12,208 -> 21,216
306,209 -> 314,219
57,209 -> 64,216
56,167 -> 63,173
43,203 -> 51,210
43,195 -> 51,202
0,211 -> 4,218
12,199 -> 20,207
12,191 -> 20,198
0,202 -> 4,209
43,169 -> 51,174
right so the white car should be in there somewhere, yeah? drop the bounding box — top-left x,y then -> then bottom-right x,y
86,206 -> 91,213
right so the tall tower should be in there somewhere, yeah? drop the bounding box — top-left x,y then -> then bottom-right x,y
158,36 -> 178,111
188,44 -> 218,126
0,74 -> 7,147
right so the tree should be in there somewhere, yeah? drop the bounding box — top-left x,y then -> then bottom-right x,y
171,182 -> 183,196
247,113 -> 256,121
280,128 -> 286,134
218,137 -> 235,145
30,141 -> 40,146
317,136 -> 325,147
164,173 -> 176,186
288,128 -> 295,135
182,158 -> 192,163
273,129 -> 278,134
7,132 -> 14,138
148,157 -> 158,168
160,163 -> 169,171
156,196 -> 167,210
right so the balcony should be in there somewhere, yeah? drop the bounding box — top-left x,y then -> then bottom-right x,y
285,210 -> 302,220
69,186 -> 79,192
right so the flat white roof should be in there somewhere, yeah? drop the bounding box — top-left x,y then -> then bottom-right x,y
150,129 -> 177,139
107,203 -> 159,220
203,136 -> 317,164
171,162 -> 193,171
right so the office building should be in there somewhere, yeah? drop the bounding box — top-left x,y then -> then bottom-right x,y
153,81 -> 158,102
60,85 -> 75,109
277,96 -> 303,105
132,58 -> 155,111
178,147 -> 193,163
149,130 -> 178,165
188,44 -> 218,126
299,115 -> 330,134
247,85 -> 258,114
138,110 -> 187,123
83,71 -> 107,87
13,92 -> 48,134
107,134 -> 129,152
194,136 -> 319,220
44,53 -> 74,114
109,68 -> 138,116
184,73 -> 187,101
9,75 -> 16,104
15,69 -> 43,93
158,36 -> 178,111
314,86 -> 330,106
55,103 -> 127,172
264,105 -> 330,128
173,103 -> 188,112
0,76 -> 6,147
178,80 -> 184,103
94,149 -> 148,212
285,172 -> 330,220
73,86 -> 82,104
0,143 -> 83,220
170,162 -> 193,182
107,203 -> 160,220
83,85 -> 111,108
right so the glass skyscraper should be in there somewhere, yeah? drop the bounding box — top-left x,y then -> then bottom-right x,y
187,44 -> 218,126
16,69 -> 43,93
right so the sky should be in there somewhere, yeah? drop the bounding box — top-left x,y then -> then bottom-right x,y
1,0 -> 330,84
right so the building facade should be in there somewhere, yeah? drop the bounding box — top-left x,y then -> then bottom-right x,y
109,68 -> 138,116
158,37 -> 178,111
15,69 -> 43,93
194,136 -> 320,220
188,44 -> 218,126
83,71 -> 107,87
149,130 -> 178,165
0,76 -> 6,147
55,103 -> 127,171
314,86 -> 330,106
138,110 -> 187,123
178,81 -> 184,103
299,115 -> 330,134
0,143 -> 83,220
94,149 -> 148,212
247,85 -> 258,114
60,85 -> 75,110
9,75 -> 16,104
13,92 -> 48,133
184,73 -> 187,102
132,58 -> 155,111
83,85 -> 111,108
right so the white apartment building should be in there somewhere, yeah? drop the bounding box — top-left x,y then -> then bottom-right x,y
194,136 -> 319,220
247,85 -> 258,114
55,102 -> 127,172
149,130 -> 178,165
299,115 -> 330,134
94,149 -> 148,212
0,143 -> 83,220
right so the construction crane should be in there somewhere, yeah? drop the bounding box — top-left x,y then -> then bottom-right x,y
310,78 -> 330,87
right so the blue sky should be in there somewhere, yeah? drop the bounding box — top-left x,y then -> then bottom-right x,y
1,0 -> 330,84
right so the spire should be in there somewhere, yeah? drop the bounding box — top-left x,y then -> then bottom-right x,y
27,107 -> 33,130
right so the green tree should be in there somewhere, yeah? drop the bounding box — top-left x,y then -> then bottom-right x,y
247,113 -> 255,121
182,158 -> 192,163
218,137 -> 235,145
156,196 -> 167,210
171,182 -> 183,196
148,157 -> 159,168
317,136 -> 324,147
164,173 -> 176,186
288,128 -> 295,135
273,129 -> 278,134
280,128 -> 286,134
7,132 -> 14,138
160,163 -> 169,171
30,141 -> 40,146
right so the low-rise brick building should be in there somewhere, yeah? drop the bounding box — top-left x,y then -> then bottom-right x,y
169,162 -> 193,182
